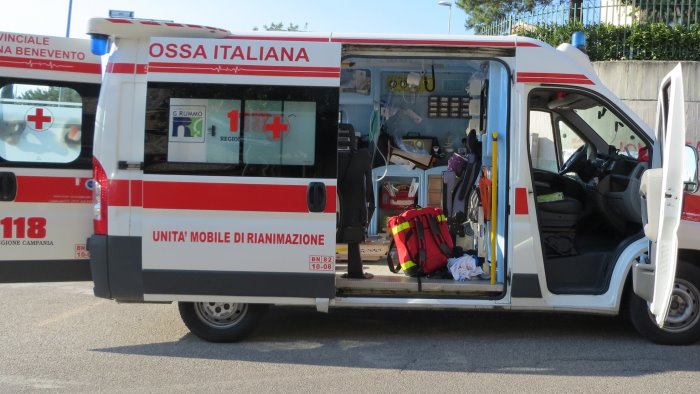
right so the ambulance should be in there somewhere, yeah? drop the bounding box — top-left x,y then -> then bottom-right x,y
0,31 -> 100,281
0,17 -> 698,345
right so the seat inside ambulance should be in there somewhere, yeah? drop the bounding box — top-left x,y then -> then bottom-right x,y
337,123 -> 375,279
528,89 -> 648,295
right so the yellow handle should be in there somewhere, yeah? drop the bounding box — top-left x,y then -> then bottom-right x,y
490,132 -> 498,285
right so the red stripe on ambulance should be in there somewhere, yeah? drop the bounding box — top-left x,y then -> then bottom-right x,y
106,173 -> 338,213
106,180 -> 143,207
14,176 -> 92,203
0,55 -> 101,74
107,179 -> 130,207
227,36 -> 330,42
139,181 -> 336,213
514,187 -> 529,215
516,72 -> 594,85
682,193 -> 700,222
222,36 -> 541,47
147,62 -> 340,78
104,18 -> 229,33
130,180 -> 143,207
106,62 -> 147,74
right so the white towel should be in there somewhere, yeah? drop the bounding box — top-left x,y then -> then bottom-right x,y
447,255 -> 484,281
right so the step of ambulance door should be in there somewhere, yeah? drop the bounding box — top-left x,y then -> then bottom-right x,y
139,37 -> 341,301
0,32 -> 102,283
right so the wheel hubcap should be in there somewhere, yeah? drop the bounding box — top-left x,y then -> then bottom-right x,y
658,279 -> 700,333
194,302 -> 248,329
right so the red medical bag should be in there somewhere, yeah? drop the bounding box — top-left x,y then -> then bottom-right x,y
387,206 -> 454,277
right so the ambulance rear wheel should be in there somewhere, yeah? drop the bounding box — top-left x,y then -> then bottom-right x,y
628,261 -> 700,345
178,301 -> 269,342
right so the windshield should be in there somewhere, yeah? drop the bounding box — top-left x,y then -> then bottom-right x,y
573,105 -> 641,158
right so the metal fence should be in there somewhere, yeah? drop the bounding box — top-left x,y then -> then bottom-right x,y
480,0 -> 700,36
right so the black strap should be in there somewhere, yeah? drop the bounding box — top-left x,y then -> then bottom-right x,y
425,214 -> 453,257
414,217 -> 426,268
363,165 -> 375,226
386,238 -> 400,273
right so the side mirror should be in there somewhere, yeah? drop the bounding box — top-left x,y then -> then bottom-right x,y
683,145 -> 699,192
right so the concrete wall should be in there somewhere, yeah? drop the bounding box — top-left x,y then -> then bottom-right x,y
592,61 -> 700,148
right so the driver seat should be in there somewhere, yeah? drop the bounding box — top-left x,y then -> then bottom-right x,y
537,196 -> 583,256
534,171 -> 586,228
537,196 -> 583,228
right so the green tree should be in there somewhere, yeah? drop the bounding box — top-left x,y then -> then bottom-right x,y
455,0 -> 554,32
456,0 -> 588,33
18,86 -> 81,103
253,22 -> 309,31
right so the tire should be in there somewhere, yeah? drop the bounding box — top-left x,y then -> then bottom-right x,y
629,261 -> 700,345
178,301 -> 269,343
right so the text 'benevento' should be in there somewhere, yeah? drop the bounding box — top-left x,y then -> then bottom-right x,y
149,43 -> 310,62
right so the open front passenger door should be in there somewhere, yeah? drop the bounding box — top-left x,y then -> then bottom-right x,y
634,64 -> 687,327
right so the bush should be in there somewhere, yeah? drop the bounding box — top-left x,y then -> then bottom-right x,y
520,22 -> 700,61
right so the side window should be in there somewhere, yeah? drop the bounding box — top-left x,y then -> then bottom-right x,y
529,89 -> 649,176
528,110 -> 558,172
145,83 -> 337,178
242,100 -> 316,166
0,81 -> 97,168
557,120 -> 586,164
166,98 -> 242,164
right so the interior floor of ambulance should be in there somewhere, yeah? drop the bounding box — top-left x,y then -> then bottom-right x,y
334,216 -> 642,298
334,255 -> 503,297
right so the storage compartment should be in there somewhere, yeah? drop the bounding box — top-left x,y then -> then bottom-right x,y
424,166 -> 448,209
427,175 -> 443,208
370,165 -> 424,235
379,182 -> 418,209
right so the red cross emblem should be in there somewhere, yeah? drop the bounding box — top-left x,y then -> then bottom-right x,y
26,107 -> 54,131
264,115 -> 289,140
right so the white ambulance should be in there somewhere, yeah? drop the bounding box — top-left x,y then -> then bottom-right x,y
0,30 -> 101,281
0,18 -> 697,345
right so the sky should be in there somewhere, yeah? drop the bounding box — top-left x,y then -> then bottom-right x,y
0,0 -> 468,38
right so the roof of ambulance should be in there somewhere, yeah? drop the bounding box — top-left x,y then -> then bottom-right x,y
228,31 -> 543,48
88,17 -> 544,48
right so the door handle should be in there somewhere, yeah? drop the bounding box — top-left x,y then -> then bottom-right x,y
307,182 -> 326,213
0,172 -> 17,201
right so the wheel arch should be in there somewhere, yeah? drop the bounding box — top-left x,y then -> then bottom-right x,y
620,248 -> 700,316
678,248 -> 700,269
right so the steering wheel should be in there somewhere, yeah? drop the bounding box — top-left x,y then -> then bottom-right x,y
559,144 -> 587,175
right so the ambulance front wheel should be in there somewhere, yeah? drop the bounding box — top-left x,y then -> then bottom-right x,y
628,261 -> 700,345
178,301 -> 269,342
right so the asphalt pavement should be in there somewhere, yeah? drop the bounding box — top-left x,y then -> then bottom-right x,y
1,281 -> 699,393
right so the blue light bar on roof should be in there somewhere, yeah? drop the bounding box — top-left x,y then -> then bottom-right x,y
90,34 -> 111,56
572,31 -> 586,52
